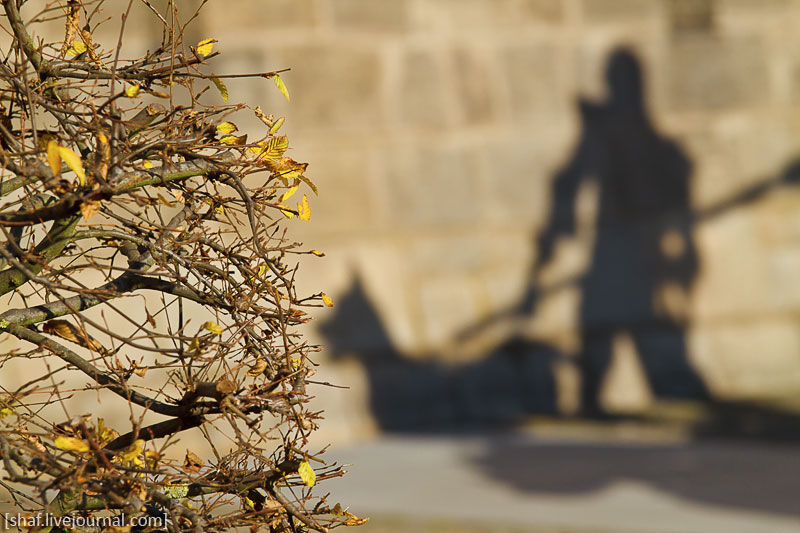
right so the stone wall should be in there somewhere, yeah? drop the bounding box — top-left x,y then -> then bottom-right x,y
3,0 -> 800,441
190,0 -> 800,437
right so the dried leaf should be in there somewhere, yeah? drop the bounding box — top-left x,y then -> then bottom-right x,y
61,0 -> 80,56
321,293 -> 334,307
184,450 -> 204,469
247,359 -> 268,376
202,321 -> 223,335
297,195 -> 311,221
211,76 -> 228,102
264,157 -> 308,182
298,460 -> 315,487
253,106 -> 272,127
196,38 -> 215,57
80,200 -> 101,221
273,74 -> 290,102
43,319 -> 107,354
54,436 -> 90,453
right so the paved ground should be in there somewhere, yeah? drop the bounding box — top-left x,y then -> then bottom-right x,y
324,428 -> 800,533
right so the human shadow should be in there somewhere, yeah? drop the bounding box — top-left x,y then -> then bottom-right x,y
531,48 -> 710,415
318,48 -> 800,437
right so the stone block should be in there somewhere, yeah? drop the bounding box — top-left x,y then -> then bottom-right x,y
380,145 -> 483,227
419,0 -> 563,30
410,234 -> 487,275
481,138 -> 568,226
202,0 -> 317,30
400,50 -> 451,130
689,321 -> 800,397
502,44 -> 568,126
666,36 -> 769,112
693,210 -> 771,320
451,48 -> 496,126
581,0 -> 662,22
330,0 -> 411,32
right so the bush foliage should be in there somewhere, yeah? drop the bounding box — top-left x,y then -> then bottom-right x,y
0,2 -> 356,531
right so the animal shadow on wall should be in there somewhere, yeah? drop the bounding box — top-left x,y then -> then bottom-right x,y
319,47 -> 800,435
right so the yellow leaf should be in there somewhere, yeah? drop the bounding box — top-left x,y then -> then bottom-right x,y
278,205 -> 295,218
46,141 -> 61,177
311,250 -> 325,257
202,321 -> 223,335
121,439 -> 144,462
269,117 -> 285,134
125,84 -> 140,98
343,512 -> 370,527
196,38 -> 215,57
97,418 -> 118,445
219,135 -> 239,145
298,460 -> 316,487
299,175 -> 319,195
298,195 -> 311,221
65,40 -> 86,57
279,185 -> 299,204
321,293 -> 334,307
57,146 -> 86,186
273,74 -> 290,102
216,122 -> 237,135
0,407 -> 12,418
54,436 -> 90,453
258,136 -> 288,161
142,160 -> 153,169
211,76 -> 228,102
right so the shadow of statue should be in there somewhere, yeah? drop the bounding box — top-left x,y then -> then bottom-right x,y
529,48 -> 710,415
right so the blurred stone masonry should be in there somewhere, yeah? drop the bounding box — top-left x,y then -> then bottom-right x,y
190,0 -> 800,440
3,0 -> 800,442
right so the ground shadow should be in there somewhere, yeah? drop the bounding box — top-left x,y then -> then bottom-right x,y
467,433 -> 800,517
